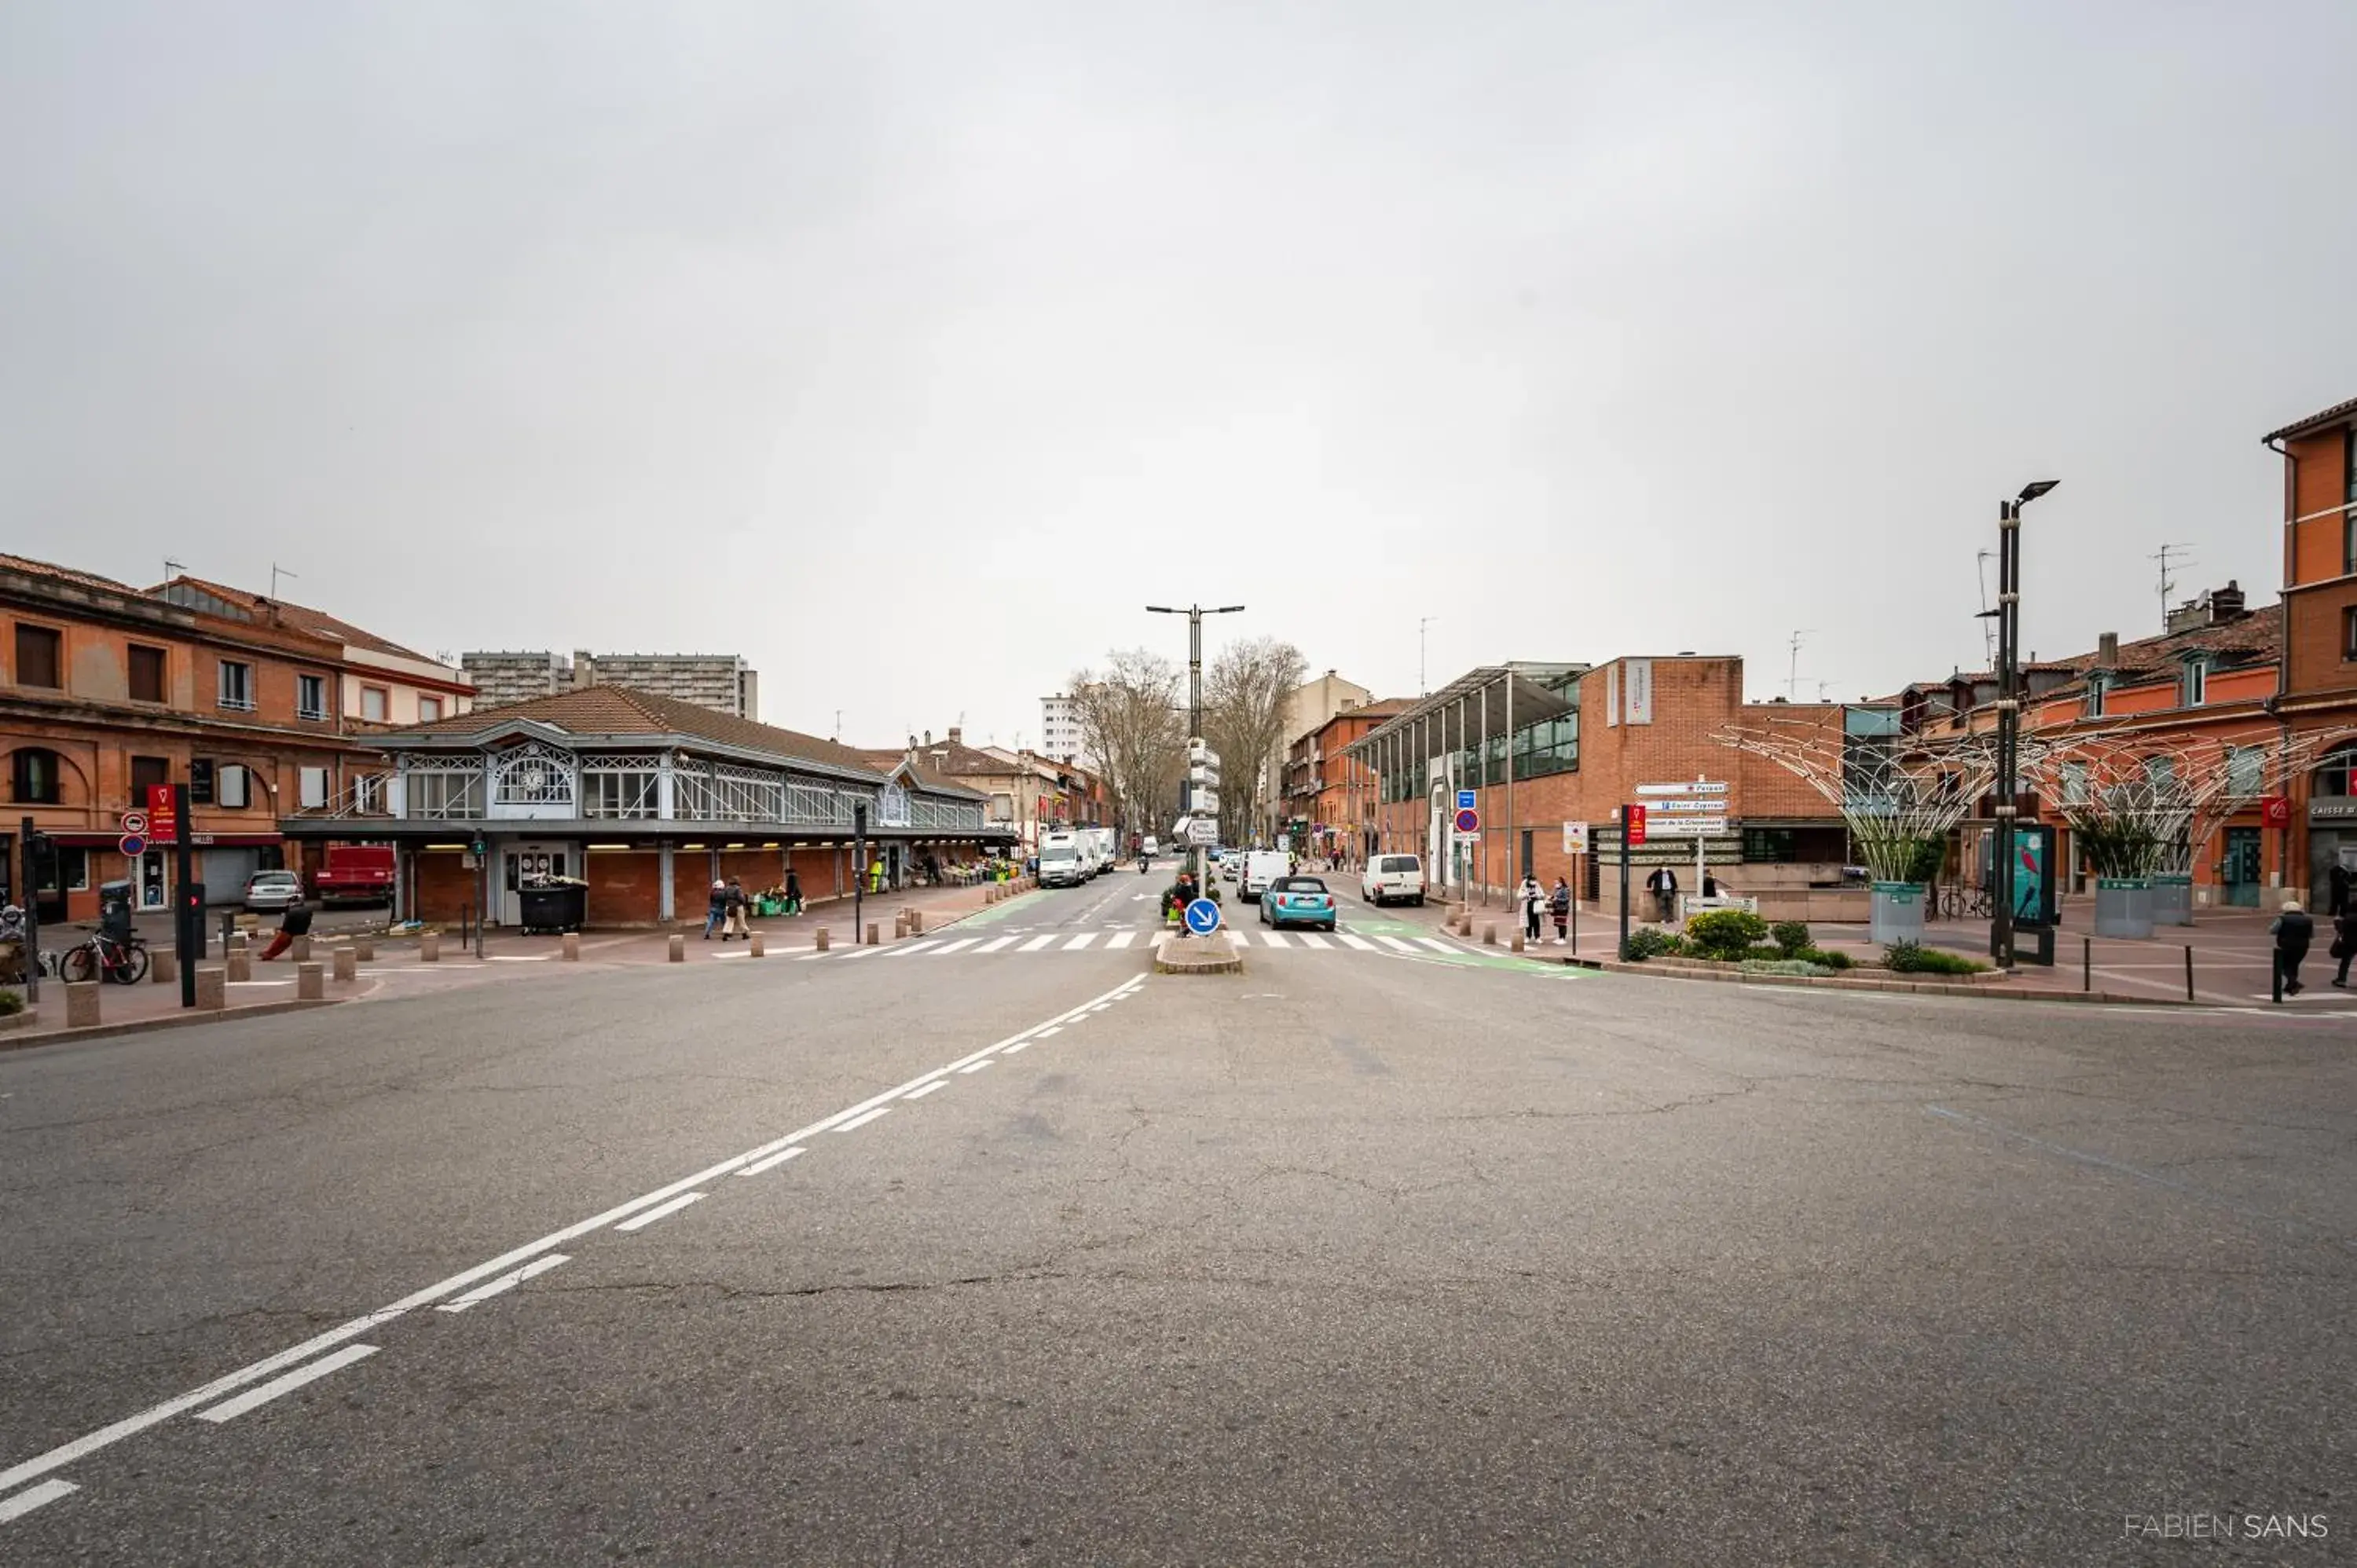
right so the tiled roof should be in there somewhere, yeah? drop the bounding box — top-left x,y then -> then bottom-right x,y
852,748 -> 988,800
151,574 -> 441,665
1896,603 -> 2283,713
394,686 -> 889,779
0,552 -> 143,595
2263,394 -> 2357,445
1335,698 -> 1415,721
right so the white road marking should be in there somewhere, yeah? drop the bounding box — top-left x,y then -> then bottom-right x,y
1103,930 -> 1135,949
834,1107 -> 893,1132
1376,935 -> 1420,954
227,980 -> 296,988
882,940 -> 940,958
838,945 -> 885,959
1339,933 -> 1377,951
958,1060 -> 993,1074
737,1146 -> 806,1176
614,1192 -> 706,1232
1296,932 -> 1332,949
1063,932 -> 1097,951
1416,938 -> 1455,954
1003,1039 -> 1032,1053
904,1080 -> 948,1100
193,1345 -> 379,1423
1035,1026 -> 1063,1038
1017,934 -> 1058,952
484,954 -> 548,963
0,974 -> 1149,1508
974,936 -> 1018,953
434,1255 -> 570,1313
792,951 -> 830,962
0,1481 -> 77,1523
930,938 -> 981,955
1260,931 -> 1290,947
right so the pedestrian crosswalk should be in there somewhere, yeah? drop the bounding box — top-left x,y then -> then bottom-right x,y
784,923 -> 1479,962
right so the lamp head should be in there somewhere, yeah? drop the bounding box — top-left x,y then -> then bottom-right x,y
2017,479 -> 2059,504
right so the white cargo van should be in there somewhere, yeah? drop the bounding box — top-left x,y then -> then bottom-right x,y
1240,849 -> 1290,903
1039,830 -> 1087,888
1361,853 -> 1426,906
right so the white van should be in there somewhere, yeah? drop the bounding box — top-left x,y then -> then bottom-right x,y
1240,849 -> 1291,903
1142,835 -> 1159,859
1361,853 -> 1426,907
1039,831 -> 1087,888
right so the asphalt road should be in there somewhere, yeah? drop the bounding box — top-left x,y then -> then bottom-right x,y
2,877 -> 2351,1564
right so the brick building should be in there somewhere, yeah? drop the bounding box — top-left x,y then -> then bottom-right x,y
1347,658 -> 1860,919
3,555 -> 420,924
463,650 -> 759,720
2267,393 -> 2357,907
278,688 -> 1008,927
1283,698 -> 1410,856
156,577 -> 475,731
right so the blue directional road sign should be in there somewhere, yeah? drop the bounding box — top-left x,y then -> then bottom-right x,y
1183,897 -> 1222,935
1457,789 -> 1477,811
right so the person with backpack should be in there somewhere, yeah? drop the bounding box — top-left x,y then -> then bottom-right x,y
1549,877 -> 1572,945
703,879 -> 728,940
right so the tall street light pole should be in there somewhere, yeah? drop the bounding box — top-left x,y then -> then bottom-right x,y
1148,603 -> 1244,890
1990,479 -> 2058,969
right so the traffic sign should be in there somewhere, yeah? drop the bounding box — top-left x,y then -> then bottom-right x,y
1636,781 -> 1728,797
1186,818 -> 1219,845
1562,821 -> 1589,855
1453,807 -> 1480,834
1183,897 -> 1222,935
1653,798 -> 1725,813
1456,789 -> 1476,811
118,833 -> 146,858
1646,818 -> 1729,837
1623,804 -> 1648,845
120,809 -> 148,837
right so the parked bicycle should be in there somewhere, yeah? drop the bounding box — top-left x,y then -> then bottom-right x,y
60,928 -> 150,985
1937,884 -> 1994,920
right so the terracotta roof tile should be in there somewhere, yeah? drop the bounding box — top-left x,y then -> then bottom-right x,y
852,748 -> 988,800
150,574 -> 441,664
2263,394 -> 2357,445
394,686 -> 889,779
0,553 -> 143,595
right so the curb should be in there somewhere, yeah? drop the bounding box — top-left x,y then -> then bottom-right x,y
0,995 -> 350,1054
1562,957 -> 2198,1006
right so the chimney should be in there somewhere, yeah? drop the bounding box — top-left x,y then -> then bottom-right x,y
2097,632 -> 2118,665
2210,581 -> 2246,623
948,725 -> 962,746
572,650 -> 596,690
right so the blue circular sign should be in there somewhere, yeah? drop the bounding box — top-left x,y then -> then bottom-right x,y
1183,897 -> 1221,935
118,833 -> 146,858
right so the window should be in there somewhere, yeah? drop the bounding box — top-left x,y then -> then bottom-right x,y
13,624 -> 61,688
2182,659 -> 2207,707
218,660 -> 254,712
9,747 -> 62,804
218,764 -> 251,809
2347,430 -> 2357,574
361,686 -> 387,723
418,695 -> 442,723
128,644 -> 167,703
2344,605 -> 2357,662
2226,746 -> 2264,798
2317,746 -> 2357,799
2084,676 -> 2107,718
352,772 -> 383,813
297,673 -> 327,721
130,756 -> 170,793
57,846 -> 90,892
299,767 -> 328,808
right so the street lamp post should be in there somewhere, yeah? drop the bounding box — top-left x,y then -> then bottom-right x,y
1989,479 -> 2058,969
1147,603 -> 1244,893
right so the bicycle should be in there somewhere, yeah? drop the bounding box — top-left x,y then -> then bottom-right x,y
1937,884 -> 1993,921
60,929 -> 150,985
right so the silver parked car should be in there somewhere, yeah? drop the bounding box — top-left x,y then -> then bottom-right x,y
242,869 -> 304,911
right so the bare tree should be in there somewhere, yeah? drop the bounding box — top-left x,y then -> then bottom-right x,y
1069,648 -> 1187,837
1202,636 -> 1308,846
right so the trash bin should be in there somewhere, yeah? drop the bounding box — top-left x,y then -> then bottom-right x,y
98,880 -> 137,942
517,882 -> 586,935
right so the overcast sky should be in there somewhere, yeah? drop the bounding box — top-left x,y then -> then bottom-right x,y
7,1 -> 2355,746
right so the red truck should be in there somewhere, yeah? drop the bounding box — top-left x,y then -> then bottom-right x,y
310,844 -> 396,906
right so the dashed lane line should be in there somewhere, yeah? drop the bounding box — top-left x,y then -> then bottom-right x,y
193,1346 -> 380,1425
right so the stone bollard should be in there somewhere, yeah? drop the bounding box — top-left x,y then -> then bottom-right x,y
332,947 -> 357,983
561,932 -> 579,962
420,931 -> 441,962
816,927 -> 831,951
227,951 -> 252,983
228,932 -> 248,953
151,948 -> 178,985
297,962 -> 324,1000
1511,930 -> 1525,954
1482,923 -> 1497,946
354,936 -> 375,962
749,932 -> 766,958
908,910 -> 926,935
894,910 -> 910,938
65,981 -> 101,1029
668,933 -> 685,963
866,922 -> 880,946
291,934 -> 312,963
195,966 -> 226,1010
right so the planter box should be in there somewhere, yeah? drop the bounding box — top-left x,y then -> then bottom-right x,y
2093,877 -> 2154,939
1870,882 -> 1926,945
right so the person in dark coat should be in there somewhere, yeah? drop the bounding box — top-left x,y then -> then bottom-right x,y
2330,862 -> 2350,918
2333,902 -> 2357,988
258,899 -> 313,962
784,869 -> 803,916
2271,900 -> 2314,995
703,879 -> 728,940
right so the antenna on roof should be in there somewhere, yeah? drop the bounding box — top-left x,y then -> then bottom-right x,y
1975,550 -> 1997,665
2151,543 -> 2195,632
269,562 -> 299,601
163,558 -> 185,581
1785,630 -> 1815,701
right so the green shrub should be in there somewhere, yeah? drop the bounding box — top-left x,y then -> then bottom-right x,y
1684,909 -> 1770,960
1739,958 -> 1831,976
1796,947 -> 1853,971
1770,920 -> 1811,957
1885,940 -> 1988,976
0,987 -> 23,1016
1620,927 -> 1684,962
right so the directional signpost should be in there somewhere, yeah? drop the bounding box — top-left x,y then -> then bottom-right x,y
1638,779 -> 1729,912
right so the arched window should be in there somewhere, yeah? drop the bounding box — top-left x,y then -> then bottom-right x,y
2316,745 -> 2357,800
9,747 -> 63,804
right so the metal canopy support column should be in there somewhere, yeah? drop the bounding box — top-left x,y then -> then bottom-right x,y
1478,678 -> 1490,905
1505,673 -> 1516,885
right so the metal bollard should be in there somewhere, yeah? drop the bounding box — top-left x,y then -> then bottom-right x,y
296,962 -> 324,1001
332,947 -> 357,983
355,936 -> 375,962
151,948 -> 178,985
420,931 -> 441,963
195,966 -> 226,1010
2271,951 -> 2283,1005
65,981 -> 101,1029
2083,936 -> 2091,994
749,932 -> 766,958
2184,944 -> 2195,1002
561,932 -> 580,962
866,922 -> 880,946
226,951 -> 252,984
816,927 -> 831,951
668,933 -> 685,963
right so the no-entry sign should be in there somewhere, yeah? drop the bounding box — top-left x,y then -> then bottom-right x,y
1453,808 -> 1480,834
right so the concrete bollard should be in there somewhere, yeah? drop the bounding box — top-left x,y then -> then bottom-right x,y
65,981 -> 101,1029
909,910 -> 926,935
420,931 -> 441,962
226,951 -> 252,984
228,932 -> 248,954
894,910 -> 910,937
195,966 -> 226,1010
866,922 -> 881,946
749,932 -> 766,958
355,936 -> 375,962
1511,930 -> 1525,954
296,962 -> 324,1000
291,934 -> 312,963
332,947 -> 357,983
668,933 -> 685,963
151,948 -> 178,984
816,927 -> 831,951
561,932 -> 579,962
1482,922 -> 1497,946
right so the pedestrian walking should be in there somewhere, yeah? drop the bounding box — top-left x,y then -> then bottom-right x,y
1646,866 -> 1679,922
258,899 -> 313,961
1519,874 -> 1544,942
1549,877 -> 1571,944
703,879 -> 728,940
2330,862 -> 2349,918
723,877 -> 750,940
2272,899 -> 2314,995
2332,902 -> 2357,987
